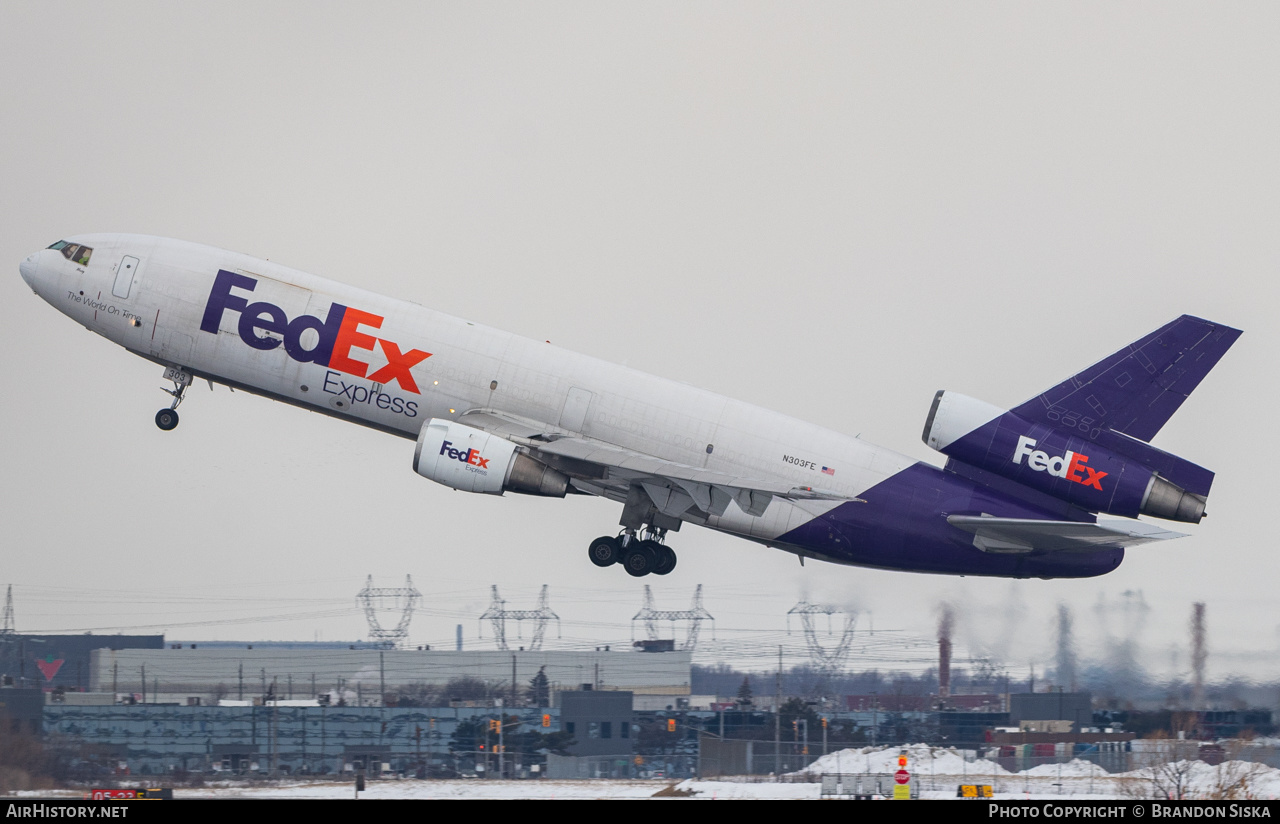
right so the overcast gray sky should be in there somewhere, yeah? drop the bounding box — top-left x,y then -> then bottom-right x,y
1,2 -> 1275,683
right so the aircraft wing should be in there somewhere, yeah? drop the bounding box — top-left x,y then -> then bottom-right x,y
458,409 -> 857,519
456,410 -> 552,442
947,515 -> 1186,554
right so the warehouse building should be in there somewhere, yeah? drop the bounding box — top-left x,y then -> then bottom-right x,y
0,634 -> 163,692
89,647 -> 691,705
43,701 -> 557,776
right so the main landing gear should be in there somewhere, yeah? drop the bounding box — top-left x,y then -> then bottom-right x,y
587,530 -> 677,577
155,366 -> 192,431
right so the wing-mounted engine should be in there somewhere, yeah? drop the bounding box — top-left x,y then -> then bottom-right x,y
413,418 -> 569,497
923,391 -> 1207,523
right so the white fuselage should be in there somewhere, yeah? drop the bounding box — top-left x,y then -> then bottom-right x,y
20,234 -> 917,550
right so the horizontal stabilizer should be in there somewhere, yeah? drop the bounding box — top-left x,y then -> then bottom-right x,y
1012,315 -> 1241,444
947,515 -> 1186,554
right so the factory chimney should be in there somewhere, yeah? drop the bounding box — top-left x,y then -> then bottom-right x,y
1191,602 -> 1206,711
938,603 -> 954,701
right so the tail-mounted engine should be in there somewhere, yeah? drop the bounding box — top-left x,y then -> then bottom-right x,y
413,418 -> 569,497
923,391 -> 1207,523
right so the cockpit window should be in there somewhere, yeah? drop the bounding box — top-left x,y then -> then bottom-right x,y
47,240 -> 92,266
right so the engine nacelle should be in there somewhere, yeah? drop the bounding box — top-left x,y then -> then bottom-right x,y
413,418 -> 568,497
923,391 -> 1206,523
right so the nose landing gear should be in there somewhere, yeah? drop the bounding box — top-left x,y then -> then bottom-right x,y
156,366 -> 191,431
155,408 -> 180,431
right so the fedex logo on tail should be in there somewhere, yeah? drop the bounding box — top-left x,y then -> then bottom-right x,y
200,270 -> 431,393
1012,435 -> 1107,491
440,440 -> 491,470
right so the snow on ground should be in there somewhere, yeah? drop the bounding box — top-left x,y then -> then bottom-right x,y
145,754 -> 1280,799
1021,759 -> 1109,778
793,744 -> 1280,801
798,743 -> 1015,777
15,780 -> 682,800
12,745 -> 1280,799
181,779 -> 673,800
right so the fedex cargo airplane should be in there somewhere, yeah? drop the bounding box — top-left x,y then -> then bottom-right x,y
19,235 -> 1241,579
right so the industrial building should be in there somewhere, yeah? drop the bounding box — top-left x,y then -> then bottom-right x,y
88,648 -> 692,705
0,634 -> 163,692
42,701 -> 557,777
1,589 -> 1272,782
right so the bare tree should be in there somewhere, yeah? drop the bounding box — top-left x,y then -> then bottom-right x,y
394,681 -> 446,707
1205,739 -> 1274,801
1147,742 -> 1203,800
1125,715 -> 1203,800
443,676 -> 502,703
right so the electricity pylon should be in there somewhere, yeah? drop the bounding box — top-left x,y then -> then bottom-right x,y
357,575 -> 421,649
632,585 -> 714,650
479,585 -> 559,650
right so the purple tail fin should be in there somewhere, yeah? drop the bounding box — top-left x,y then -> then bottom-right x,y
1010,315 -> 1241,496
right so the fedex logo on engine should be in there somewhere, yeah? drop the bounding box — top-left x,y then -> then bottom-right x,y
440,440 -> 490,470
1013,435 -> 1107,491
200,270 -> 431,393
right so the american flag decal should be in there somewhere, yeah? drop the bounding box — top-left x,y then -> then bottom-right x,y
822,466 -> 835,476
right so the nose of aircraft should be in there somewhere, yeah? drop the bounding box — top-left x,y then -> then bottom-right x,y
19,252 -> 40,290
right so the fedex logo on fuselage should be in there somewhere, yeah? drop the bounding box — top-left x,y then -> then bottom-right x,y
200,270 -> 431,393
440,440 -> 490,470
1012,435 -> 1107,491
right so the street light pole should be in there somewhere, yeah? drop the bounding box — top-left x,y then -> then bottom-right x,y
496,698 -> 504,780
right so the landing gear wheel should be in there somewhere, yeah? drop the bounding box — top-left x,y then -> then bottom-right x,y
652,544 -> 677,575
155,408 -> 180,431
588,536 -> 621,567
157,366 -> 192,431
623,543 -> 659,577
